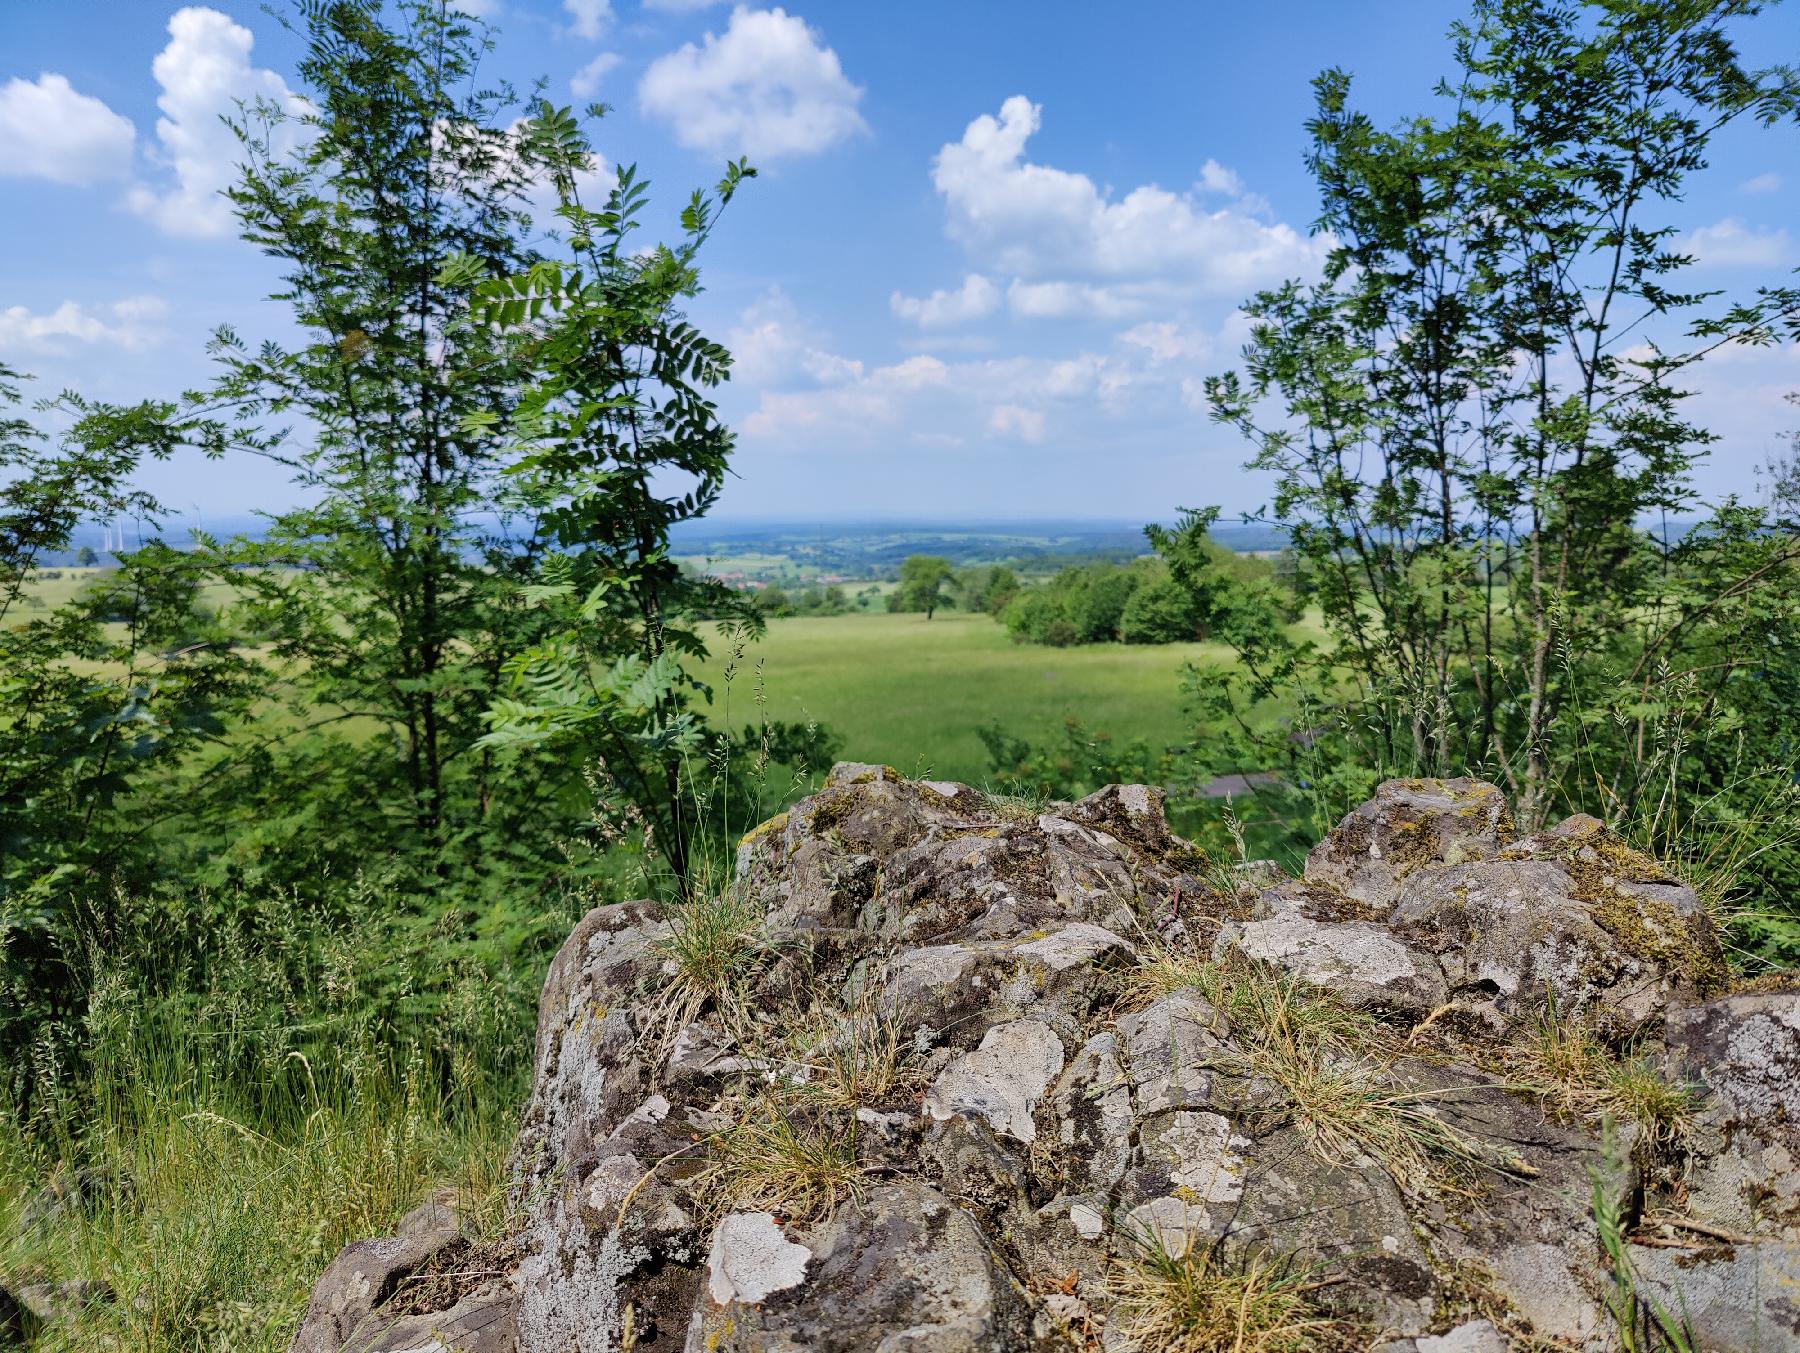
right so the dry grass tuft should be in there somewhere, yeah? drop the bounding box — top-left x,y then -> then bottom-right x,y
1132,944 -> 1527,1196
1110,1229 -> 1337,1353
785,983 -> 919,1111
700,1091 -> 864,1223
657,886 -> 766,1004
1521,1005 -> 1696,1153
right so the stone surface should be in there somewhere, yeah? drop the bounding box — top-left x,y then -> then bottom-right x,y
1215,911 -> 1449,1015
923,1019 -> 1066,1143
692,1182 -> 1034,1352
705,1213 -> 812,1306
286,765 -> 1797,1353
288,1200 -> 472,1353
1631,1240 -> 1800,1352
1305,777 -> 1511,909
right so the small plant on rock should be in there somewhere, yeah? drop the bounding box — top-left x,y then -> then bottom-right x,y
1110,1228 -> 1336,1353
701,1090 -> 864,1223
657,887 -> 765,1006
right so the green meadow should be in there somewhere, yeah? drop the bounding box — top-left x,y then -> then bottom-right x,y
693,610 -> 1236,787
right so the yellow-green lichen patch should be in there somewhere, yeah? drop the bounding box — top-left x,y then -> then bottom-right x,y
808,787 -> 865,834
1554,841 -> 1726,993
739,810 -> 790,849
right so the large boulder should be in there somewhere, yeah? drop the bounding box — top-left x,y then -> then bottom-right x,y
290,766 -> 1785,1353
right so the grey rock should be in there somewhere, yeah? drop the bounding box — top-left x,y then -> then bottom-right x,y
284,768 -> 1782,1353
1631,1239 -> 1800,1352
705,1213 -> 812,1306
1214,911 -> 1449,1015
1115,991 -> 1228,1115
1391,857 -> 1700,1032
689,1181 -> 1034,1352
1305,777 -> 1511,910
1668,991 -> 1800,1238
923,1019 -> 1065,1143
288,1200 -> 467,1353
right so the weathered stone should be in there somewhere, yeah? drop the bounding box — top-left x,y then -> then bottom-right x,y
289,1199 -> 468,1353
692,1182 -> 1034,1352
1668,991 -> 1800,1238
1115,991 -> 1228,1115
1049,1032 -> 1133,1193
923,1019 -> 1065,1143
285,768 -> 1780,1353
1214,911 -> 1449,1015
1391,857 -> 1699,1032
1631,1239 -> 1800,1352
1305,777 -> 1511,910
509,900 -> 669,1202
705,1213 -> 812,1306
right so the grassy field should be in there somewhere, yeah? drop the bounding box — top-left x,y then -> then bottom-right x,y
693,610 -> 1237,787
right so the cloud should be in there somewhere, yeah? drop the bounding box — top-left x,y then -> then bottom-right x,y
0,74 -> 136,185
571,52 -> 623,98
1681,217 -> 1794,268
989,403 -> 1045,442
458,0 -> 504,14
929,96 -> 1327,319
126,7 -> 303,238
638,6 -> 866,158
0,296 -> 169,354
1740,172 -> 1783,194
890,274 -> 1001,328
1118,321 -> 1212,363
1197,159 -> 1245,197
564,0 -> 613,39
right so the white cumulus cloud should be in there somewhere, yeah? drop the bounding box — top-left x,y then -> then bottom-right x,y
638,6 -> 865,159
127,7 -> 304,238
890,274 -> 1001,328
571,52 -> 623,98
989,403 -> 1046,442
1740,172 -> 1783,194
929,96 -> 1326,319
1682,217 -> 1793,268
564,0 -> 613,40
0,74 -> 136,185
0,296 -> 169,354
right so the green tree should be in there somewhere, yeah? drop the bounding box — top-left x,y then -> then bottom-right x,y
468,102 -> 763,886
0,368 -> 258,1092
112,0 -> 589,894
890,554 -> 955,618
1182,0 -> 1800,938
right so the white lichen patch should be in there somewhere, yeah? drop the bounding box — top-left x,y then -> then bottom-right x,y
1122,1195 -> 1212,1260
706,1212 -> 813,1306
1160,1111 -> 1250,1205
923,1019 -> 1066,1143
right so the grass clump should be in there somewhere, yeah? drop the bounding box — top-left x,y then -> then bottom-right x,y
785,984 -> 919,1112
1110,1230 -> 1337,1353
0,1040 -> 512,1353
657,886 -> 766,1004
1132,946 -> 1526,1196
1523,1004 -> 1696,1154
700,1092 -> 864,1223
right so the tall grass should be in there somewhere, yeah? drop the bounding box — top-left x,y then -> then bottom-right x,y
0,878 -> 557,1352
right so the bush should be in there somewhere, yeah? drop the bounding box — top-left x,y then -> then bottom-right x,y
1120,577 -> 1200,643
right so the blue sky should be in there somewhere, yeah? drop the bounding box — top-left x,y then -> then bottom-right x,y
2,0 -> 1797,524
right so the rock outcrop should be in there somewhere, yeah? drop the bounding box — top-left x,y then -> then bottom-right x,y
289,765 -> 1799,1351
